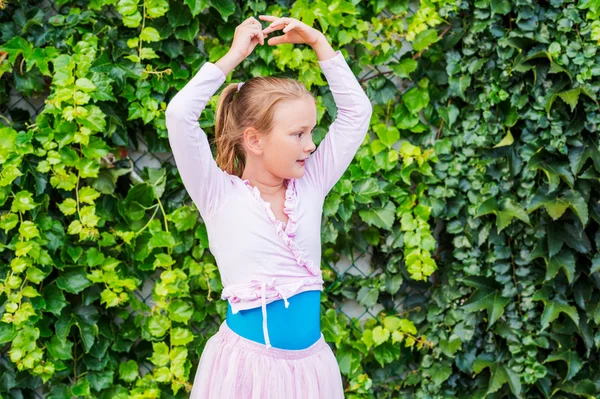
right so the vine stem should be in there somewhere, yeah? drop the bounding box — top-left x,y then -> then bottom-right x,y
134,204 -> 160,236
138,0 -> 146,63
507,237 -> 524,318
75,172 -> 81,220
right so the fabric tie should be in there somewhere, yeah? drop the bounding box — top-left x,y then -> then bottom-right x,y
259,279 -> 291,350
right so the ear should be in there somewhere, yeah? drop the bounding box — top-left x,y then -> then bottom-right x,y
242,127 -> 265,156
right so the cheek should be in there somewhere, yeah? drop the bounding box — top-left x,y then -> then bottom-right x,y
265,137 -> 294,163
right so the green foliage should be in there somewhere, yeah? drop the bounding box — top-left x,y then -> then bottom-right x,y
1,0 -> 600,398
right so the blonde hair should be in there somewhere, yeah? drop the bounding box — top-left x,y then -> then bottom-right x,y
214,76 -> 315,177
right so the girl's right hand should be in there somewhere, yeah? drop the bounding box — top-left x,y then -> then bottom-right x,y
228,17 -> 265,61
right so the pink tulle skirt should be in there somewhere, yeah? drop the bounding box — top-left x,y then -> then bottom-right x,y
189,320 -> 345,398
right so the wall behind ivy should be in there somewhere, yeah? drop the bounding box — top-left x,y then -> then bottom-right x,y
1,0 -> 600,398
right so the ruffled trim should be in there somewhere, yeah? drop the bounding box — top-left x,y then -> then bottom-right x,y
221,276 -> 324,308
242,178 -> 319,276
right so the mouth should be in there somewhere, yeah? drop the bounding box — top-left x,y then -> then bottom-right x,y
296,159 -> 307,166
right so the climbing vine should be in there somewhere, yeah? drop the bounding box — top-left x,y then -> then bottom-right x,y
1,0 -> 599,398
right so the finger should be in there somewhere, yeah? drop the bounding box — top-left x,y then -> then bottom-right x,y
258,15 -> 277,21
248,17 -> 261,26
263,19 -> 288,34
257,29 -> 264,45
267,35 -> 287,46
242,24 -> 263,33
282,21 -> 296,33
247,26 -> 265,45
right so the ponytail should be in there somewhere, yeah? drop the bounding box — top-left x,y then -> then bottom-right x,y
214,84 -> 246,177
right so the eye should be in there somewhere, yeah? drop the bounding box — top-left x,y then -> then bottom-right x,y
296,132 -> 303,137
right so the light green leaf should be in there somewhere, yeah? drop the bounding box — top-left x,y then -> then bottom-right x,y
412,29 -> 438,52
119,360 -> 139,382
372,326 -> 390,346
140,27 -> 161,42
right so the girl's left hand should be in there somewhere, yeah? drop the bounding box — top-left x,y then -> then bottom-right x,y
259,15 -> 323,47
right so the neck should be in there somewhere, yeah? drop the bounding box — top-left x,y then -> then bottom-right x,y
241,169 -> 287,195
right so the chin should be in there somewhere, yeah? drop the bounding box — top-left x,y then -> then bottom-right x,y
287,170 -> 304,180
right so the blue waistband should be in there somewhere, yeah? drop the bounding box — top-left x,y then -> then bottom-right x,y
225,290 -> 321,350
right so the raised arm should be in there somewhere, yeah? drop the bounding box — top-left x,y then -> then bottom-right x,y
167,17 -> 267,218
165,61 -> 233,219
305,48 -> 373,199
259,18 -> 373,200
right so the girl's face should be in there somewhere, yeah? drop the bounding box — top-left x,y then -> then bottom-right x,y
261,96 -> 317,179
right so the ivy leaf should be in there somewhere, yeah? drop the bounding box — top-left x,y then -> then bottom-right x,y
528,152 -> 574,193
357,286 -> 379,307
591,253 -> 600,274
208,0 -> 235,21
412,29 -> 438,52
119,360 -> 139,382
146,0 -> 169,18
546,86 -> 597,114
122,11 -> 142,28
121,183 -> 156,222
171,327 -> 194,346
168,2 -> 192,26
462,289 -> 510,329
168,300 -> 194,324
448,75 -> 471,100
140,27 -> 161,42
473,354 -> 522,396
150,231 -> 176,248
544,350 -> 583,381
116,0 -> 139,16
389,58 -> 417,78
87,370 -> 114,391
528,189 -> 588,225
532,288 -> 580,330
11,190 -> 38,213
546,249 -> 576,284
493,130 -> 514,148
429,363 -> 453,386
437,104 -> 459,129
75,78 -> 96,92
359,201 -> 396,230
56,268 -> 93,294
167,206 -> 197,231
373,123 -> 400,147
71,378 -> 91,397
353,177 -> 381,203
174,18 -> 199,43
476,198 -> 530,233
46,335 -> 73,360
491,0 -> 511,15
150,342 -> 170,366
372,326 -> 390,346
78,105 -> 106,133
402,86 -> 429,115
78,186 -> 101,204
0,322 -> 17,344
554,380 -> 597,398
43,284 -> 68,316
147,313 -> 170,337
558,88 -> 581,112
568,144 -> 600,176
184,0 -> 208,16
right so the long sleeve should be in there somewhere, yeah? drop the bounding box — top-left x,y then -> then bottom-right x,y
165,61 -> 233,219
304,50 -> 373,199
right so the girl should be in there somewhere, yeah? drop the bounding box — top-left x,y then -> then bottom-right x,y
166,14 -> 372,399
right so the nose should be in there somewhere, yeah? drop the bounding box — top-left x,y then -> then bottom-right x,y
306,139 -> 316,153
